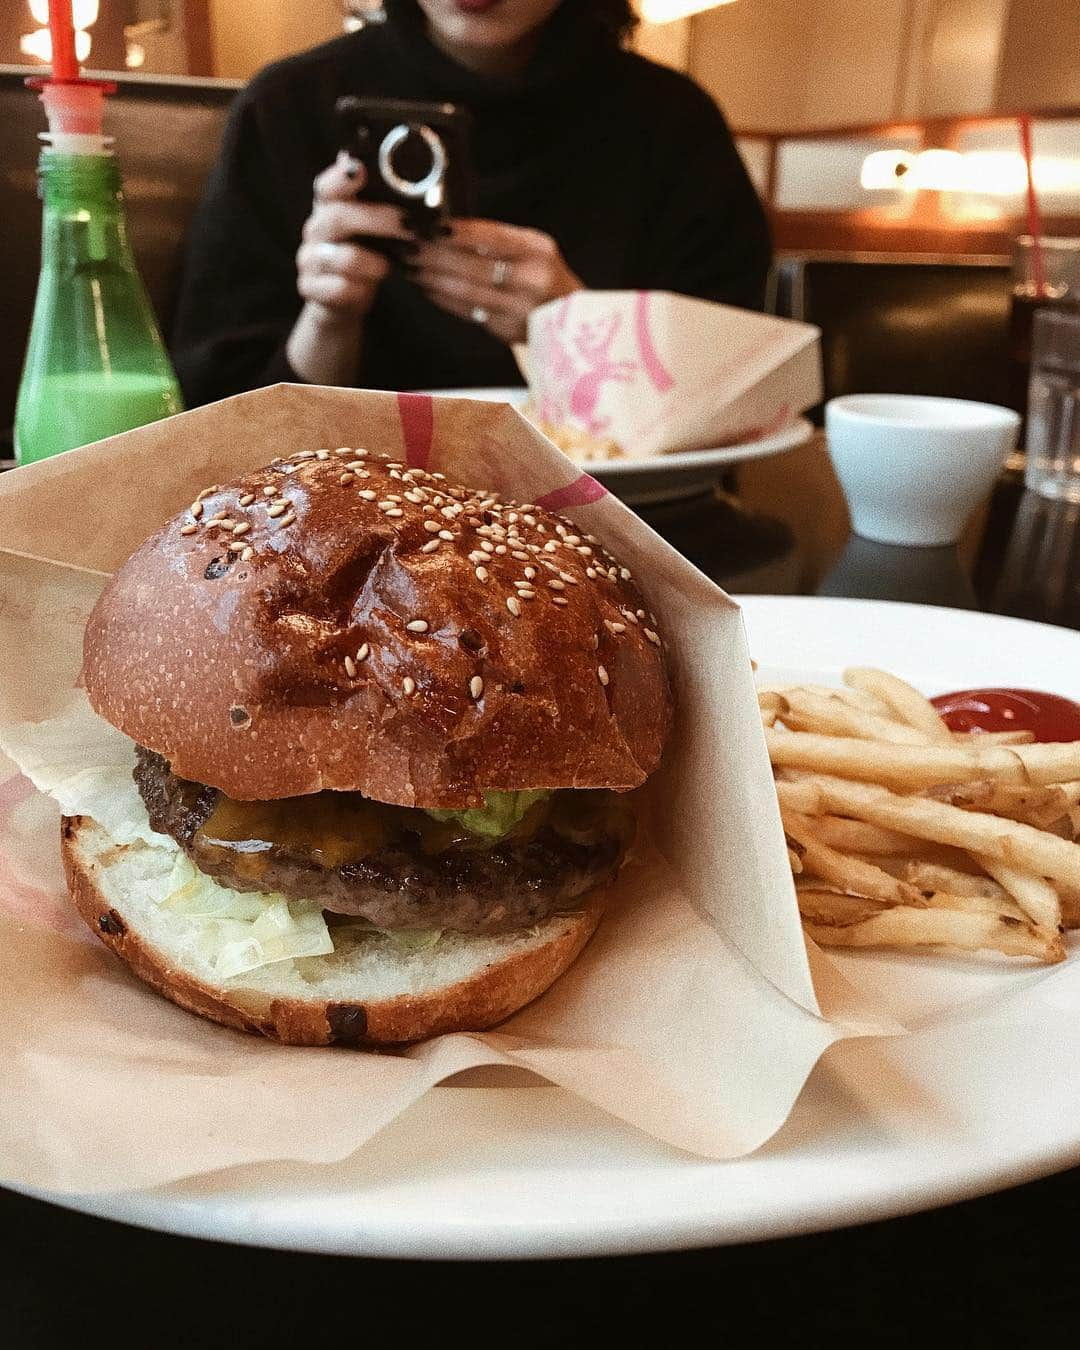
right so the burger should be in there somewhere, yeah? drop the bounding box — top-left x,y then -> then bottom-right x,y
67,446 -> 673,1046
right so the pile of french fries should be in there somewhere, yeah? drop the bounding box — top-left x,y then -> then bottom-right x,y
759,668 -> 1080,964
521,406 -> 627,463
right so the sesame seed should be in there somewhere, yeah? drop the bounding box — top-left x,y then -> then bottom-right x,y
263,485 -> 278,497
432,472 -> 446,481
356,643 -> 370,662
552,596 -> 569,606
524,566 -> 537,580
334,447 -> 352,457
209,511 -> 227,522
517,589 -> 536,599
564,535 -> 581,546
506,597 -> 521,616
231,522 -> 249,537
378,500 -> 395,509
405,490 -> 424,504
468,551 -> 486,564
423,520 -> 442,534
480,540 -> 495,554
279,512 -> 296,528
440,506 -> 457,519
597,665 -> 609,686
346,461 -> 366,472
359,490 -> 377,501
407,620 -> 429,633
190,500 -> 204,519
494,544 -> 507,555
315,449 -> 330,460
180,522 -> 197,535
294,450 -> 316,460
586,568 -> 597,579
544,541 -> 559,553
196,487 -> 218,502
267,501 -> 288,517
547,579 -> 566,590
605,621 -> 626,634
511,550 -> 529,561
644,629 -> 661,645
636,609 -> 646,619
476,567 -> 489,582
577,546 -> 593,556
339,472 -> 355,485
523,514 -> 537,526
390,469 -> 403,480
470,676 -> 484,700
344,655 -> 357,678
620,568 -> 632,580
438,529 -> 454,541
622,609 -> 639,624
421,539 -> 441,553
385,508 -> 404,518
560,572 -> 579,585
239,493 -> 255,507
403,677 -> 416,696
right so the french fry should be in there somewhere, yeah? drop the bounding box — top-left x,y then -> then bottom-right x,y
922,780 -> 1072,831
797,772 -> 1080,890
894,860 -> 1008,901
973,854 -> 1062,932
843,668 -> 953,742
952,730 -> 1036,745
800,815 -> 926,856
795,887 -> 884,926
765,728 -> 1080,789
775,689 -> 936,745
774,777 -> 824,814
756,682 -> 897,718
783,811 -> 925,906
802,901 -> 1065,963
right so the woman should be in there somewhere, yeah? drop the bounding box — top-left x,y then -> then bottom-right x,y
172,0 -> 771,404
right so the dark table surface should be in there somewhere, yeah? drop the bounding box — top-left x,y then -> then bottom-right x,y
6,468 -> 1080,1349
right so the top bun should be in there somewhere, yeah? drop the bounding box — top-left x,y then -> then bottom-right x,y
84,447 -> 673,807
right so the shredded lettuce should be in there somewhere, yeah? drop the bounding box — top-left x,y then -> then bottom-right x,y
425,789 -> 552,839
159,852 -> 333,980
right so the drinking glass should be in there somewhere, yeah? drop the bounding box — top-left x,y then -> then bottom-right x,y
1024,309 -> 1080,503
1009,236 -> 1080,420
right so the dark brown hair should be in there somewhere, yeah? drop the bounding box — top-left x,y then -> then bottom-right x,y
589,0 -> 639,42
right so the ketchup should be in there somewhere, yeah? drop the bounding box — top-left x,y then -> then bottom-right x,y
930,688 -> 1080,743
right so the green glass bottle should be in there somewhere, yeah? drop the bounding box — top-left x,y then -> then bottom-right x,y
15,149 -> 183,465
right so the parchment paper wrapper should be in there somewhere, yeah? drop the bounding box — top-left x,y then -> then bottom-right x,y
0,385 -> 888,1195
526,291 -> 822,457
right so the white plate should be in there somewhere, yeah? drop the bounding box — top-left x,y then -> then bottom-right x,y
18,599 -> 1080,1259
426,388 -> 814,503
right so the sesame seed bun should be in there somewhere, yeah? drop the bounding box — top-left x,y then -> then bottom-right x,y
83,448 -> 673,807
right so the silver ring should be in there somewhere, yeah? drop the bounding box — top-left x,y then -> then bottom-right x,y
470,305 -> 490,326
491,258 -> 511,288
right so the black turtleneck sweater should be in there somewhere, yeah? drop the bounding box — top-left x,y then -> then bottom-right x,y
171,2 -> 771,405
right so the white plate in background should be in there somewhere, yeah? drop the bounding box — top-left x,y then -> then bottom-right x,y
14,599 -> 1080,1259
426,388 -> 814,502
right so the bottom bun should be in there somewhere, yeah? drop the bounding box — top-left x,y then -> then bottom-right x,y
61,814 -> 605,1047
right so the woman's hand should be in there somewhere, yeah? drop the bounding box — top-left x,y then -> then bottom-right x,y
286,154 -> 412,384
412,219 -> 583,345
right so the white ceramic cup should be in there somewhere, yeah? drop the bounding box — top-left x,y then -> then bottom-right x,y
825,394 -> 1020,547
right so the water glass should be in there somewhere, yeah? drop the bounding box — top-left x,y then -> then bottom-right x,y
1025,309 -> 1080,503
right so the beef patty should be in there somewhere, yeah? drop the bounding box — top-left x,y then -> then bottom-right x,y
134,748 -> 634,934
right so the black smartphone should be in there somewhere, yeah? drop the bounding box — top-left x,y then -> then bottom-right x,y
335,95 -> 477,252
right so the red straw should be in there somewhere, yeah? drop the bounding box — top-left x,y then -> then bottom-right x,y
47,0 -> 80,82
1018,114 -> 1047,297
